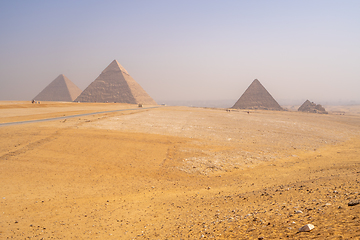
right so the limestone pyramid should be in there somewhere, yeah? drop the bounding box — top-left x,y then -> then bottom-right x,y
34,74 -> 82,102
298,100 -> 328,114
232,79 -> 283,110
74,60 -> 157,104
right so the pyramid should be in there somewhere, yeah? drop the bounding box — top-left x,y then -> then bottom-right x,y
34,74 -> 82,102
74,60 -> 157,104
231,79 -> 283,110
298,100 -> 328,114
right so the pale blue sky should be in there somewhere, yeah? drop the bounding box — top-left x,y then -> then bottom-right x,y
1,1 -> 359,105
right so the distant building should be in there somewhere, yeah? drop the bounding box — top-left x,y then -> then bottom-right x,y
298,100 -> 328,114
34,74 -> 82,102
75,60 -> 156,104
232,79 -> 283,110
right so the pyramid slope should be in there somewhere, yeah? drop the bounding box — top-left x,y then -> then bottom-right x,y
298,100 -> 312,112
75,60 -> 157,104
34,74 -> 82,102
232,79 -> 283,110
298,100 -> 328,114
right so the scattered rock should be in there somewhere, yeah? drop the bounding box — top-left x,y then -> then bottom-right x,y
299,224 -> 314,232
295,210 -> 303,214
348,199 -> 360,206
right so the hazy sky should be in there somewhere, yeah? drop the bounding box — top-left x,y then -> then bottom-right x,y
1,1 -> 359,105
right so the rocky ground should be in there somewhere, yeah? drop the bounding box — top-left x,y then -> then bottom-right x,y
0,102 -> 359,239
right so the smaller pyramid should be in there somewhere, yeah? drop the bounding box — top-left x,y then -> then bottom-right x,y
231,79 -> 283,110
75,60 -> 157,104
34,74 -> 82,102
298,100 -> 328,114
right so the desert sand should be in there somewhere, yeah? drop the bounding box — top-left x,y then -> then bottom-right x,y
1,101 -> 359,239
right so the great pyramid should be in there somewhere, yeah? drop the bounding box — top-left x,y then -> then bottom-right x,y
298,100 -> 328,114
231,79 -> 283,110
74,60 -> 157,104
34,74 -> 82,102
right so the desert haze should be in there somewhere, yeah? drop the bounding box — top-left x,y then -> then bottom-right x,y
0,102 -> 359,239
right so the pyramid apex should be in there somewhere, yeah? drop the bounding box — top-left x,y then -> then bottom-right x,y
110,59 -> 120,66
252,79 -> 261,84
102,60 -> 129,75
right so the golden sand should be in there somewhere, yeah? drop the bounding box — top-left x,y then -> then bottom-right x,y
0,102 -> 359,239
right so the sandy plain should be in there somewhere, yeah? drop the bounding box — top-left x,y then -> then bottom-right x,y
0,101 -> 359,239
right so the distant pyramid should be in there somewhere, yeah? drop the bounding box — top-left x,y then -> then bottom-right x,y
75,60 -> 157,104
34,74 -> 82,102
232,79 -> 283,110
298,100 -> 328,114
